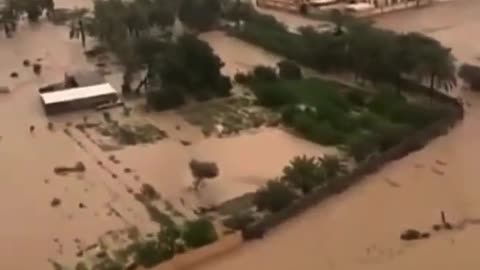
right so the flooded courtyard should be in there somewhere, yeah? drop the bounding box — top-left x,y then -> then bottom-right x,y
0,0 -> 479,269
187,1 -> 480,270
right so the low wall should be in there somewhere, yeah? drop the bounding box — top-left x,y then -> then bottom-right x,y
155,233 -> 243,270
243,98 -> 464,239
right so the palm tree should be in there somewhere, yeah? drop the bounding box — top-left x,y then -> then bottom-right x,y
282,155 -> 324,194
318,154 -> 348,178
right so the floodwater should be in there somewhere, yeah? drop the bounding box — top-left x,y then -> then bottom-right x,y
186,1 -> 480,270
0,1 -> 335,269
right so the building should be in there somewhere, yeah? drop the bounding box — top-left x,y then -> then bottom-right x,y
39,70 -> 106,94
41,83 -> 119,115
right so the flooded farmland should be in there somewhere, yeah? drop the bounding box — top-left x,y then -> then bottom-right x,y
0,1 -> 334,270
0,0 -> 479,269
186,1 -> 480,270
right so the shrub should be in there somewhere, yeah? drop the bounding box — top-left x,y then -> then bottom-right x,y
459,63 -> 480,90
319,154 -> 347,178
135,240 -> 169,268
282,155 -> 324,194
254,180 -> 297,212
223,211 -> 256,230
251,83 -> 298,107
146,87 -> 185,111
277,60 -> 302,80
291,113 -> 345,145
252,65 -> 278,81
345,131 -> 379,162
346,90 -> 367,106
182,218 -> 218,248
213,75 -> 233,97
234,72 -> 251,84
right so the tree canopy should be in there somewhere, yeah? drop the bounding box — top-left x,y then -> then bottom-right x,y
229,5 -> 456,92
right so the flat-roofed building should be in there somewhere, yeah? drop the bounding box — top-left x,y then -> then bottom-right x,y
41,83 -> 119,115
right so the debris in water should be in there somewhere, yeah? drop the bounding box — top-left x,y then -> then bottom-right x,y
33,63 -> 42,75
109,155 -> 120,164
180,140 -> 191,146
431,167 -> 444,176
23,59 -> 30,67
44,179 -> 49,184
76,250 -> 84,257
96,251 -> 107,258
111,173 -> 118,179
29,125 -> 35,133
435,160 -> 447,166
47,122 -> 54,131
54,162 -> 86,175
78,203 -> 86,209
134,175 -> 140,181
51,198 -> 61,207
97,160 -> 103,166
433,224 -> 442,231
176,125 -> 181,130
10,72 -> 18,78
0,86 -> 10,94
124,168 -> 132,173
400,229 -> 422,241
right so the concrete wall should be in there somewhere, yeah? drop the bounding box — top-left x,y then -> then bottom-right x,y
154,233 -> 244,270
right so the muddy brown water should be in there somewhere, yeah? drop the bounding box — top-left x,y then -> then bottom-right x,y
1,0 -> 479,269
0,2 -> 334,269
186,1 -> 480,270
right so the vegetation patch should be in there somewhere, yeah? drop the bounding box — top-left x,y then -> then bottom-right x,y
179,97 -> 280,137
245,68 -> 450,162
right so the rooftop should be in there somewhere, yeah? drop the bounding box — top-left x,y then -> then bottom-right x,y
41,83 -> 118,105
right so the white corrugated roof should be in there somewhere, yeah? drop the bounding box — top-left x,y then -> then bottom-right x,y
41,83 -> 118,105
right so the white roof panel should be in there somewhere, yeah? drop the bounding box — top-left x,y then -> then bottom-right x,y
41,83 -> 118,105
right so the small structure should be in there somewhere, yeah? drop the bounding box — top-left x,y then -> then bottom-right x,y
65,70 -> 105,88
39,70 -> 105,93
41,83 -> 118,115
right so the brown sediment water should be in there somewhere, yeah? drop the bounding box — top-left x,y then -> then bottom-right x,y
1,0 -> 479,269
0,4 -> 334,269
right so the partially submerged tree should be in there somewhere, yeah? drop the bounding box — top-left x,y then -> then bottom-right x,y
189,159 -> 219,190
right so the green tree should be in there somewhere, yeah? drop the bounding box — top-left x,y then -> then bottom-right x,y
318,154 -> 347,178
179,0 -> 221,31
182,218 -> 218,248
281,155 -> 324,194
254,180 -> 297,212
277,60 -> 302,80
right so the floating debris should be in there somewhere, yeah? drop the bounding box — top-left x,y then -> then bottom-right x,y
54,162 -> 86,175
33,63 -> 42,75
124,168 -> 132,173
180,140 -> 191,146
109,155 -> 120,164
10,72 -> 18,78
0,86 -> 10,94
78,203 -> 86,209
51,198 -> 61,207
400,229 -> 422,241
435,160 -> 447,166
23,59 -> 30,67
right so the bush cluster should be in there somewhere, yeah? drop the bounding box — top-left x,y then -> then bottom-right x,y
228,4 -> 456,92
254,154 -> 347,211
250,76 -> 446,161
459,63 -> 480,90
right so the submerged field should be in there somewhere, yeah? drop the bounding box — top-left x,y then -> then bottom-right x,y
0,0 -> 477,270
0,7 -> 335,270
